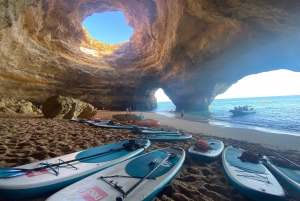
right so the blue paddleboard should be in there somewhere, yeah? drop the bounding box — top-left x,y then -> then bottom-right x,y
262,155 -> 300,195
222,146 -> 285,201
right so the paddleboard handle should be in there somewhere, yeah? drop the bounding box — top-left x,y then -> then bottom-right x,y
116,153 -> 176,201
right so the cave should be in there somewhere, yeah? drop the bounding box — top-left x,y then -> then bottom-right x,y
1,0 -> 299,111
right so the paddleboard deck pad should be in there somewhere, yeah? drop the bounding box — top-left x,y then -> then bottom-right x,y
222,146 -> 285,201
46,146 -> 185,201
0,139 -> 150,199
188,139 -> 224,161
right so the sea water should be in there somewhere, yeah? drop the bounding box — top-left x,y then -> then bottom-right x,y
152,95 -> 300,136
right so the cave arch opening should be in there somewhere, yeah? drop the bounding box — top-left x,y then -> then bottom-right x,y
215,69 -> 300,100
83,11 -> 133,44
155,88 -> 171,102
154,88 -> 176,114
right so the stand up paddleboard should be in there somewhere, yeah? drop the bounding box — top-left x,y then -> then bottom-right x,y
132,128 -> 180,135
0,139 -> 150,199
262,155 -> 300,195
70,119 -> 108,124
46,147 -> 185,201
94,124 -> 147,130
222,146 -> 286,201
88,121 -> 111,126
188,139 -> 224,162
119,121 -> 160,127
142,133 -> 192,142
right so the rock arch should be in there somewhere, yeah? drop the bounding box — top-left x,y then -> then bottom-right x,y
0,0 -> 299,111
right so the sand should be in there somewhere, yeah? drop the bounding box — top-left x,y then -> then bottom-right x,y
0,111 -> 299,201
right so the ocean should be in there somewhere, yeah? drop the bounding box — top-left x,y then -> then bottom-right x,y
152,95 -> 300,136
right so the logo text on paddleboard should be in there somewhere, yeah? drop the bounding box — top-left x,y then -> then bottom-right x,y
79,186 -> 108,201
26,169 -> 48,178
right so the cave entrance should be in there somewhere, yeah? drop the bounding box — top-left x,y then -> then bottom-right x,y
83,11 -> 133,44
215,69 -> 300,99
155,88 -> 171,102
154,88 -> 176,114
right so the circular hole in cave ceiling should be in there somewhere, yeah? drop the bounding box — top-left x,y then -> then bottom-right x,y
81,11 -> 133,56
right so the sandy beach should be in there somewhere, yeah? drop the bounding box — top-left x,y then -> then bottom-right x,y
0,111 -> 299,201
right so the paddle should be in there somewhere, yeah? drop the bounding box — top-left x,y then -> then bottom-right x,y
0,147 -> 125,179
116,153 -> 176,201
273,152 -> 300,169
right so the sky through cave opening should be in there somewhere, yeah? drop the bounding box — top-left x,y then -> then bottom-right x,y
216,69 -> 300,99
155,88 -> 171,102
155,70 -> 300,103
82,11 -> 133,44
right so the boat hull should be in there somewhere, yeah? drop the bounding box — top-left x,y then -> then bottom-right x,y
229,110 -> 256,115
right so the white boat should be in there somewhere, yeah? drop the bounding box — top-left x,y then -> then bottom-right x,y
229,106 -> 256,116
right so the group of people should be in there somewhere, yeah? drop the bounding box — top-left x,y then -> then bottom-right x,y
233,105 -> 253,111
170,109 -> 185,118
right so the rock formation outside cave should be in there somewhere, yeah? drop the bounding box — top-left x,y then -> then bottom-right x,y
0,0 -> 300,111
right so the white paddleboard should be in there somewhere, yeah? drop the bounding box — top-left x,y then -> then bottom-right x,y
144,134 -> 192,142
188,139 -> 224,161
222,146 -> 286,201
46,146 -> 185,201
262,155 -> 300,195
0,139 -> 150,199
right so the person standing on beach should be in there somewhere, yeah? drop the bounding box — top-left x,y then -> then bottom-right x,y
126,107 -> 129,117
181,110 -> 184,118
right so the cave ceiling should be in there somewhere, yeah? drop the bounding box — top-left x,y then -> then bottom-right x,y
0,0 -> 300,111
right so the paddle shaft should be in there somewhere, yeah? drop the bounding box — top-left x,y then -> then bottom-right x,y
116,154 -> 171,201
273,152 -> 300,168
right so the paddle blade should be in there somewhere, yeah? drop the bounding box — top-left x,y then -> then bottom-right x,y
0,168 -> 30,178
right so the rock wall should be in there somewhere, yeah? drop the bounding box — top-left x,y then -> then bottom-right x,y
0,0 -> 299,111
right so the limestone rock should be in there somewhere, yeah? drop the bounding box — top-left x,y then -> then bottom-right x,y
0,1 -> 300,111
0,98 -> 41,115
42,95 -> 97,119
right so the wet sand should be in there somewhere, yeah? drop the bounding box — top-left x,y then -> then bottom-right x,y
0,111 -> 299,201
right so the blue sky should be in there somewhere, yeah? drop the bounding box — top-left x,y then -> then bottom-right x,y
82,12 -> 300,102
83,11 -> 133,44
